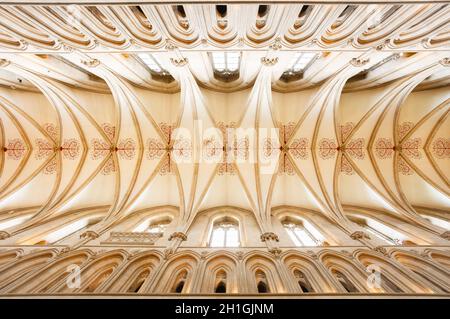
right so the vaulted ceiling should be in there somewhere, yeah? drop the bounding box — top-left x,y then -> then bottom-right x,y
0,2 -> 449,241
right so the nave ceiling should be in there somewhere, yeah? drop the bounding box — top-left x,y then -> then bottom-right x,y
0,2 -> 448,247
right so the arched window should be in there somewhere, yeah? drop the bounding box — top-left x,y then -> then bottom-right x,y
280,52 -> 317,82
0,214 -> 32,231
332,270 -> 359,293
294,270 -> 314,293
349,215 -> 411,245
51,217 -> 102,244
255,270 -> 270,293
420,214 -> 450,230
133,218 -> 171,234
209,217 -> 240,247
214,270 -> 227,293
171,270 -> 187,293
282,217 -> 325,247
209,52 -> 240,82
127,269 -> 150,293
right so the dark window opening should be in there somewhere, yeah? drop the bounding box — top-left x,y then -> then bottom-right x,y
175,5 -> 186,17
215,281 -> 226,293
216,5 -> 227,17
174,281 -> 185,293
257,281 -> 269,293
258,5 -> 269,17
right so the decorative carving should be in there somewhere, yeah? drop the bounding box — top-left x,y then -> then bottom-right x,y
340,156 -> 354,175
163,248 -> 173,259
102,157 -> 116,175
432,138 -> 450,159
345,138 -> 365,160
168,232 -> 187,241
269,248 -> 282,258
278,155 -> 295,176
61,139 -> 80,160
158,155 -> 174,175
260,232 -> 279,242
0,59 -> 10,67
117,138 -> 136,160
81,58 -> 100,67
103,232 -> 162,245
398,157 -> 413,175
43,158 -> 57,175
373,246 -> 388,255
318,138 -> 337,159
339,122 -> 354,141
165,40 -> 177,51
439,58 -> 450,67
307,250 -> 318,260
350,231 -> 370,240
172,136 -> 192,161
0,231 -> 11,240
170,57 -> 188,67
440,231 -> 450,240
261,57 -> 279,66
80,230 -> 99,240
101,123 -> 116,142
397,122 -> 414,140
262,138 -> 280,159
146,138 -> 165,160
235,251 -> 244,260
375,138 -> 394,159
289,138 -> 309,159
43,123 -> 59,140
269,37 -> 282,50
5,139 -> 26,160
350,57 -> 370,67
35,139 -> 54,160
401,138 -> 421,159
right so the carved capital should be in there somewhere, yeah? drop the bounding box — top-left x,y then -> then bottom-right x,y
307,250 -> 318,260
439,58 -> 450,67
440,231 -> 450,240
0,231 -> 11,240
0,59 -> 10,68
80,230 -> 99,240
350,231 -> 370,240
269,248 -> 282,258
81,58 -> 100,68
261,57 -> 278,66
350,57 -> 370,67
163,248 -> 173,260
235,251 -> 244,260
373,246 -> 388,255
170,57 -> 188,67
168,231 -> 187,241
269,37 -> 282,51
59,247 -> 71,254
260,232 -> 279,242
165,40 -> 177,51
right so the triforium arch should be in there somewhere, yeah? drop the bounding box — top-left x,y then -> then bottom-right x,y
102,251 -> 162,293
245,253 -> 286,294
282,251 -> 336,293
390,250 -> 450,293
151,252 -> 199,294
320,251 -> 371,293
57,251 -> 126,293
200,252 -> 239,294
